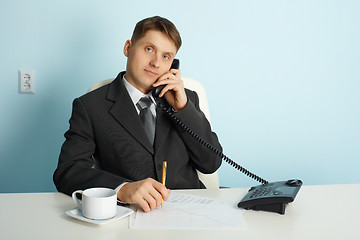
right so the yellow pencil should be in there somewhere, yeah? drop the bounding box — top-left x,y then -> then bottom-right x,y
161,161 -> 167,207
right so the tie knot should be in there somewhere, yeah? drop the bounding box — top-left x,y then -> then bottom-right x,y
136,97 -> 152,110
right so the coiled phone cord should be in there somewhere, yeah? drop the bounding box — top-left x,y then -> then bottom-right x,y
157,101 -> 269,185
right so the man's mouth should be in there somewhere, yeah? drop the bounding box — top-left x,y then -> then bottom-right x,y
144,69 -> 158,77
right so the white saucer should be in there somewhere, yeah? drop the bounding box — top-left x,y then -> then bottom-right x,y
66,206 -> 134,225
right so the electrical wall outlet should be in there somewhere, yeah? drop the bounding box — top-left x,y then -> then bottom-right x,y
19,70 -> 35,93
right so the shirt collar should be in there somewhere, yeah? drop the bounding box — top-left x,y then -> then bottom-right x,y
122,74 -> 155,105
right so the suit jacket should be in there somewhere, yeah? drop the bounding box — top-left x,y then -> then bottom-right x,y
53,72 -> 222,196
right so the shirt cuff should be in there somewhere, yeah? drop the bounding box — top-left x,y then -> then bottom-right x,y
115,182 -> 128,204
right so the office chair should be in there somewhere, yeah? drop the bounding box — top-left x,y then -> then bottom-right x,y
87,77 -> 220,189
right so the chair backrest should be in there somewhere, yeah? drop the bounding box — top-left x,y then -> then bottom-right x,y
88,77 -> 220,189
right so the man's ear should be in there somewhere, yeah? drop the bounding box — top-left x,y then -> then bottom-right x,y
123,40 -> 132,57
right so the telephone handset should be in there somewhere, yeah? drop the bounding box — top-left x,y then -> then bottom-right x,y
152,59 -> 302,214
151,59 -> 180,98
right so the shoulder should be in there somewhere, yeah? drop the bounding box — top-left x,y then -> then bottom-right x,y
79,72 -> 125,104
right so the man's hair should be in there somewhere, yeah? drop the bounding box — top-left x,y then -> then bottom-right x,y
131,16 -> 182,51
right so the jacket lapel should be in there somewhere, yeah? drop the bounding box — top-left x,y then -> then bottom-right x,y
107,72 -> 154,154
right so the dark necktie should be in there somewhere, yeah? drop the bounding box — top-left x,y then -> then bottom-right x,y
136,97 -> 155,144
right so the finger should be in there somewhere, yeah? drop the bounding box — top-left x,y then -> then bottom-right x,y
136,196 -> 151,213
169,68 -> 181,77
157,71 -> 181,83
142,178 -> 163,209
159,84 -> 177,98
152,181 -> 170,201
162,188 -> 171,202
153,75 -> 177,86
143,193 -> 157,210
148,187 -> 164,207
152,78 -> 172,87
146,178 -> 168,200
149,188 -> 163,209
132,195 -> 151,212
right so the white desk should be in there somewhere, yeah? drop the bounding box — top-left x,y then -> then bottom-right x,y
1,184 -> 359,240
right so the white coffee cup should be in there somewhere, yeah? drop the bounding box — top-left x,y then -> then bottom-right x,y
72,187 -> 117,220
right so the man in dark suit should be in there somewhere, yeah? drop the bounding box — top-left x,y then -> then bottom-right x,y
53,16 -> 222,212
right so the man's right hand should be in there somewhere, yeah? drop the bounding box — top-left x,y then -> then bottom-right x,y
117,178 -> 170,212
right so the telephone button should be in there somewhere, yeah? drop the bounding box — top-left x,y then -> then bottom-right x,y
286,179 -> 302,186
273,190 -> 282,195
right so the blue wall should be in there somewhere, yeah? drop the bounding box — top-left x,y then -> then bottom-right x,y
1,0 -> 359,193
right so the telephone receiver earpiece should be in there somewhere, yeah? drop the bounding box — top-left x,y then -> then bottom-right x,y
152,59 -> 180,99
170,58 -> 180,70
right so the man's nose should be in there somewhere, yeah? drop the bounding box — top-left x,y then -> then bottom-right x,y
150,55 -> 160,68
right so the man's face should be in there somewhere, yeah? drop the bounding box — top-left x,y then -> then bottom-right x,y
124,30 -> 177,94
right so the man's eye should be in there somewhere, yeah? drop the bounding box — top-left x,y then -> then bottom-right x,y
163,55 -> 169,60
146,47 -> 153,52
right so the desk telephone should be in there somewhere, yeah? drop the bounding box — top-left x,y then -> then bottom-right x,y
152,59 -> 302,214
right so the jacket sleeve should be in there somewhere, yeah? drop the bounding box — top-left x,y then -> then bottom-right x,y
171,89 -> 223,174
53,98 -> 127,196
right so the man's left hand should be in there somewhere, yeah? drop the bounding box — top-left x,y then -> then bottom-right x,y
152,69 -> 187,111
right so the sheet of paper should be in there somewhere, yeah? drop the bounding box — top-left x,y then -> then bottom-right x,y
163,191 -> 223,206
129,192 -> 246,229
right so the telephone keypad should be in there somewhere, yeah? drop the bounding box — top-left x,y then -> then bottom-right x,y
249,187 -> 285,198
250,187 -> 272,198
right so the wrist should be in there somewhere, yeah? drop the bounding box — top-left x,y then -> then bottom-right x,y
174,97 -> 188,111
116,182 -> 128,202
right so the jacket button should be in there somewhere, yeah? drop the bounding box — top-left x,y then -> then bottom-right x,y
157,164 -> 162,171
